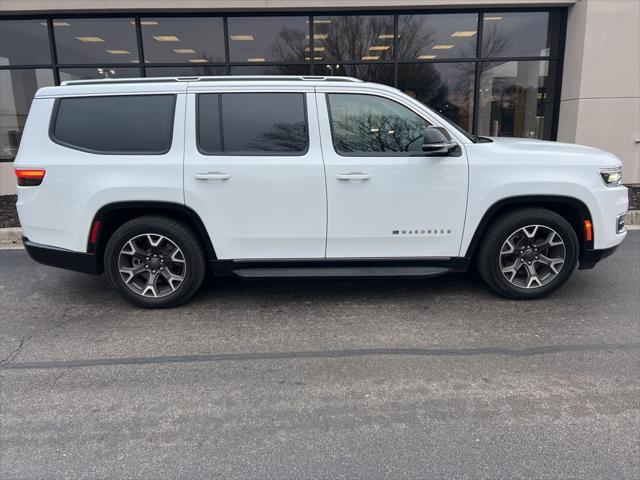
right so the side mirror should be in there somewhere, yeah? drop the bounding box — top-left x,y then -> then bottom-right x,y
422,126 -> 458,156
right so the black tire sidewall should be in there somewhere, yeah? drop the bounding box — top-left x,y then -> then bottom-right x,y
104,218 -> 205,308
480,210 -> 579,299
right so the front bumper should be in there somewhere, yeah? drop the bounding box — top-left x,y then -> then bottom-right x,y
23,237 -> 102,274
578,244 -> 621,270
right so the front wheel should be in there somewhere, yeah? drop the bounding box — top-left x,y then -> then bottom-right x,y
476,208 -> 579,299
104,216 -> 207,308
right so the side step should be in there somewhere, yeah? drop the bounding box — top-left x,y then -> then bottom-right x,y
230,266 -> 451,278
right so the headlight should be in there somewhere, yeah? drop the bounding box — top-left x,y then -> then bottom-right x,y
600,167 -> 622,186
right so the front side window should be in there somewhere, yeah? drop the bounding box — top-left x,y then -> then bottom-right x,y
198,93 -> 308,154
327,94 -> 429,154
51,94 -> 175,154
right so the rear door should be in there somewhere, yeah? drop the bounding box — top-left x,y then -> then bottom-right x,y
184,85 -> 326,259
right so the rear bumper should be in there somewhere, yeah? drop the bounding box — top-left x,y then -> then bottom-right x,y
23,237 -> 102,274
578,244 -> 621,270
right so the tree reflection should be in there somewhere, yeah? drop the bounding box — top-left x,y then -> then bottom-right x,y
246,121 -> 307,152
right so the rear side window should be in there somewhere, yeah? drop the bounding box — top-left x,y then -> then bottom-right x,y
51,94 -> 176,154
197,93 -> 308,155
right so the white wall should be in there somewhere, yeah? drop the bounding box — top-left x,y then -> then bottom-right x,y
558,0 -> 640,184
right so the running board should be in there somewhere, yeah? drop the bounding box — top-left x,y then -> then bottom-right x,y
230,266 -> 451,278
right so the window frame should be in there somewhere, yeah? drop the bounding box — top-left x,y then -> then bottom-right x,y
48,93 -> 177,155
325,92 -> 437,157
196,91 -> 310,156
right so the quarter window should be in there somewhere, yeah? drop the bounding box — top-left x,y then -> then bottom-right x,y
198,93 -> 308,154
51,94 -> 175,154
327,94 -> 429,154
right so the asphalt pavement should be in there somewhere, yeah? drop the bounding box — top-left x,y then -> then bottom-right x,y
1,232 -> 639,479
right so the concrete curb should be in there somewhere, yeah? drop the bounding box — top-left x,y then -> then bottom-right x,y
1,211 -> 639,249
0,227 -> 23,249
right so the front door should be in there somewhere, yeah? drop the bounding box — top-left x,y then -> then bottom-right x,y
317,91 -> 468,258
184,89 -> 326,259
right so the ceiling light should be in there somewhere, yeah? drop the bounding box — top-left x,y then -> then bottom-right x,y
369,45 -> 390,51
304,46 -> 325,52
247,57 -> 266,62
41,21 -> 70,27
378,34 -> 394,39
131,20 -> 159,26
174,48 -> 196,54
306,19 -> 332,24
130,59 -> 140,63
189,58 -> 208,63
484,16 -> 503,21
451,31 -> 477,37
76,36 -> 105,43
305,34 -> 329,40
361,55 -> 380,60
230,35 -> 255,41
106,49 -> 131,55
417,54 -> 437,59
432,44 -> 455,49
153,35 -> 180,42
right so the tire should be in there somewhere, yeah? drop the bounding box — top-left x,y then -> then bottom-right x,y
476,208 -> 579,300
104,215 -> 207,308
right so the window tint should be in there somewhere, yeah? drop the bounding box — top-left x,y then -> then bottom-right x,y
53,18 -> 139,64
398,14 -> 478,60
197,94 -> 222,153
327,94 -> 429,154
198,93 -> 308,154
51,95 -> 175,154
0,19 -> 52,66
227,16 -> 309,62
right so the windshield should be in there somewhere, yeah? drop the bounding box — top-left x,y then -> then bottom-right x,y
415,99 -> 477,143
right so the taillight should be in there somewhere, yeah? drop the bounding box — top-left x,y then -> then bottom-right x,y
15,169 -> 46,186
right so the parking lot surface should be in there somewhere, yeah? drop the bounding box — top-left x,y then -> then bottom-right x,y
1,233 -> 639,479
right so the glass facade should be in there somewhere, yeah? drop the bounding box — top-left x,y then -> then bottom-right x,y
0,9 -> 565,161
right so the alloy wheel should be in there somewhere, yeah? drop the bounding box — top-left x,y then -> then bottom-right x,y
499,224 -> 566,289
117,233 -> 186,298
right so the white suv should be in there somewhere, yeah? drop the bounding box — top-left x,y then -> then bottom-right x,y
14,76 -> 628,307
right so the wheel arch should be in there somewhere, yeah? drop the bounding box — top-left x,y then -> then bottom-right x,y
464,195 -> 593,259
88,201 -> 217,270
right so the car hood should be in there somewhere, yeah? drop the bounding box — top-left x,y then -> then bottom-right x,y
478,137 -> 622,166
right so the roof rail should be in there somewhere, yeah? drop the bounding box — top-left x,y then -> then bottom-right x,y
61,75 -> 364,86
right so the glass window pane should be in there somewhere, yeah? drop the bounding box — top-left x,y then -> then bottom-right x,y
54,18 -> 138,64
398,14 -> 478,60
478,60 -> 557,139
314,15 -> 394,62
141,17 -> 225,64
52,95 -> 176,154
399,62 -> 475,132
227,16 -> 309,63
482,12 -> 562,58
58,67 -> 141,82
197,94 -> 222,153
221,93 -> 308,153
327,94 -> 430,154
0,19 -> 52,66
320,63 -> 394,85
146,66 -> 227,77
0,69 -> 55,160
230,65 -> 310,76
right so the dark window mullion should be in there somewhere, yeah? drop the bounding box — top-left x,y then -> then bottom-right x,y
134,16 -> 146,77
223,17 -> 230,75
472,12 -> 484,136
47,18 -> 61,85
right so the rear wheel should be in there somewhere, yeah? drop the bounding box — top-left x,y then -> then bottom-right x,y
104,216 -> 206,308
476,208 -> 579,299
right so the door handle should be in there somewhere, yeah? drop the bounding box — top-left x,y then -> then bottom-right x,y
193,172 -> 230,181
336,172 -> 371,181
